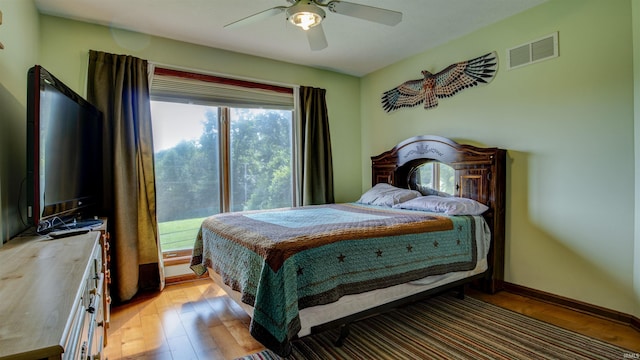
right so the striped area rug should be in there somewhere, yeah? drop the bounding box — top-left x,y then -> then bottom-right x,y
237,294 -> 633,360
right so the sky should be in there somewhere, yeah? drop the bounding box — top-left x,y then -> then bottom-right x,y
150,101 -> 212,152
151,102 -> 291,152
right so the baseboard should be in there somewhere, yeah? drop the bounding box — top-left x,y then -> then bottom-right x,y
632,316 -> 640,333
504,282 -> 640,332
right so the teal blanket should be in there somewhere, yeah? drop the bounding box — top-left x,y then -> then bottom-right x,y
190,203 -> 478,356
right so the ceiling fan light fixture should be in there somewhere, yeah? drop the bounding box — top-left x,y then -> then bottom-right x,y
286,3 -> 325,31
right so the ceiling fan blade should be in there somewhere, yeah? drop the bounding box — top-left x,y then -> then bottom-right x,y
307,24 -> 328,51
326,1 -> 402,26
224,6 -> 288,29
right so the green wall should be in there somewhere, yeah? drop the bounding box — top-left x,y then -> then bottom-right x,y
0,0 -> 39,245
1,0 -> 638,318
362,0 -> 638,316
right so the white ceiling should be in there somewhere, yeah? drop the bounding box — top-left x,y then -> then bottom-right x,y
34,0 -> 547,77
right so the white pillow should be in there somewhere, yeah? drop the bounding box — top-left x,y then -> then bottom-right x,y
357,183 -> 422,207
393,195 -> 489,215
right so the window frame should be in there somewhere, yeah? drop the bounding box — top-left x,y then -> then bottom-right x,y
150,66 -> 299,260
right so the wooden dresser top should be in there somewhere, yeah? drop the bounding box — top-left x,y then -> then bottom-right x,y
0,231 -> 100,360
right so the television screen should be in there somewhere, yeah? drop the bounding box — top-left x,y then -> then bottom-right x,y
27,65 -> 103,233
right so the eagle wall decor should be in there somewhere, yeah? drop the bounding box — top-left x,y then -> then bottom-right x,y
381,51 -> 497,112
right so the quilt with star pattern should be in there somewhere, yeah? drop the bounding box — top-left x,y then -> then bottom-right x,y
190,203 -> 483,356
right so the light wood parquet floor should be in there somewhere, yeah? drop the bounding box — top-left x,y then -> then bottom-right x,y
104,279 -> 640,359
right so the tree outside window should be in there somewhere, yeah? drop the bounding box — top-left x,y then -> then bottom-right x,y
152,101 -> 293,253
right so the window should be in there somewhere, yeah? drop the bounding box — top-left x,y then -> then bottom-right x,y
228,108 -> 293,212
150,67 -> 296,256
151,102 -> 220,254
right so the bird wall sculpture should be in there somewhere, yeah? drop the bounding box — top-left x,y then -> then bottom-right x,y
381,52 -> 497,112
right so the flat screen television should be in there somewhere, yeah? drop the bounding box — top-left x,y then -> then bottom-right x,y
26,65 -> 104,233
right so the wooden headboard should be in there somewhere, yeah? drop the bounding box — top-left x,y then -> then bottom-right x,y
371,135 -> 506,293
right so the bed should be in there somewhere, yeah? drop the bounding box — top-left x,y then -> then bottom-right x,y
190,135 -> 506,356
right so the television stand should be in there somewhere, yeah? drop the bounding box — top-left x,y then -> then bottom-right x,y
69,218 -> 104,229
36,217 -> 104,234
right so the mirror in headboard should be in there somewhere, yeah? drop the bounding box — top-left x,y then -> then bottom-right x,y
407,161 -> 456,196
370,135 -> 506,209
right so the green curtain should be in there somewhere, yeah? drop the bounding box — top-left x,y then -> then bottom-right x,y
87,50 -> 161,303
299,86 -> 334,205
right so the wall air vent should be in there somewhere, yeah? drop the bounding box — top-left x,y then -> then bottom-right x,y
507,32 -> 558,70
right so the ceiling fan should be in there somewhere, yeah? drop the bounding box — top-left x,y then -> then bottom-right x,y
224,0 -> 403,51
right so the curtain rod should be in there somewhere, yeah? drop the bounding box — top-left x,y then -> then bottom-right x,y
149,60 -> 299,92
